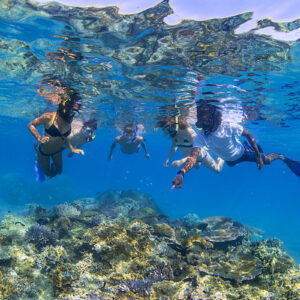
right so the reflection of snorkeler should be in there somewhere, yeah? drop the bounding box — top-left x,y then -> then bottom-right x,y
156,116 -> 223,172
28,88 -> 84,178
45,47 -> 83,63
171,101 -> 300,189
37,78 -> 66,105
67,118 -> 97,157
108,124 -> 150,160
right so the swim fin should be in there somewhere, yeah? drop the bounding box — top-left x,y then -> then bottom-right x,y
34,160 -> 45,182
283,157 -> 300,177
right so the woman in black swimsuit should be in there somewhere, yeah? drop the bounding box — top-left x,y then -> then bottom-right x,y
28,88 -> 84,178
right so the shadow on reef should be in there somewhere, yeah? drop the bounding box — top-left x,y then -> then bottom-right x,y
0,189 -> 299,299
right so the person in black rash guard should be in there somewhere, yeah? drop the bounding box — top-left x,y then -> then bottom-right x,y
28,87 -> 84,178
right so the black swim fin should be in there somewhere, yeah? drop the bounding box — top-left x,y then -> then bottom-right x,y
283,157 -> 300,177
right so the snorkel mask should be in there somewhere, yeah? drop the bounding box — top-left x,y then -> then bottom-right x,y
123,124 -> 137,143
163,116 -> 179,138
83,125 -> 96,142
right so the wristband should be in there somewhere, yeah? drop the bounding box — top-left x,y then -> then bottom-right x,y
177,170 -> 185,177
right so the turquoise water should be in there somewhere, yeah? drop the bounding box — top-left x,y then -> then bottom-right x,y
0,0 -> 299,269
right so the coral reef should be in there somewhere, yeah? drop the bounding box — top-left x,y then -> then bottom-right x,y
0,189 -> 299,299
26,224 -> 55,250
52,203 -> 81,218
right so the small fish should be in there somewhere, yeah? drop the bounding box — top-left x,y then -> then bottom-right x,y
15,221 -> 25,226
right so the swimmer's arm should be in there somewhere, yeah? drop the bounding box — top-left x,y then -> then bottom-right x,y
242,129 -> 263,169
27,113 -> 52,142
164,141 -> 177,167
108,138 -> 119,160
65,138 -> 84,155
67,141 -> 84,157
171,147 -> 200,189
37,86 -> 45,97
180,147 -> 200,175
140,138 -> 150,158
188,127 -> 197,140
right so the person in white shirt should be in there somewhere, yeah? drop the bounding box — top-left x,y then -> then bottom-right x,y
171,100 -> 292,189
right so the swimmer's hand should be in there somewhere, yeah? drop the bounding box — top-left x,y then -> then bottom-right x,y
72,148 -> 84,155
197,74 -> 205,81
39,136 -> 50,144
171,174 -> 184,190
256,154 -> 263,170
163,160 -> 169,167
108,155 -> 112,161
146,153 -> 150,158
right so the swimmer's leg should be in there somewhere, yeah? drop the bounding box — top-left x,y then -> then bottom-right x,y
171,157 -> 188,168
37,150 -> 51,177
200,150 -> 224,173
263,152 -> 284,165
50,151 -> 63,178
195,160 -> 201,169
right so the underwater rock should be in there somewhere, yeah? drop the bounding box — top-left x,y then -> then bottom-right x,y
201,216 -> 248,248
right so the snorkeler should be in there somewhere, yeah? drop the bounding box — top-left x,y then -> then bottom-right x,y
171,101 -> 300,189
28,88 -> 84,179
108,124 -> 150,160
156,116 -> 224,173
67,118 -> 97,157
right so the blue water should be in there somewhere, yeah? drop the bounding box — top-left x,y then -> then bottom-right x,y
0,0 -> 299,264
1,118 -> 299,262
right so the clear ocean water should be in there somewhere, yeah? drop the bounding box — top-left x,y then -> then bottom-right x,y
0,0 -> 299,269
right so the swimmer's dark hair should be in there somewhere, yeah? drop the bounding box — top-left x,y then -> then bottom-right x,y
196,100 -> 222,128
57,86 -> 82,122
84,119 -> 97,130
124,124 -> 136,133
